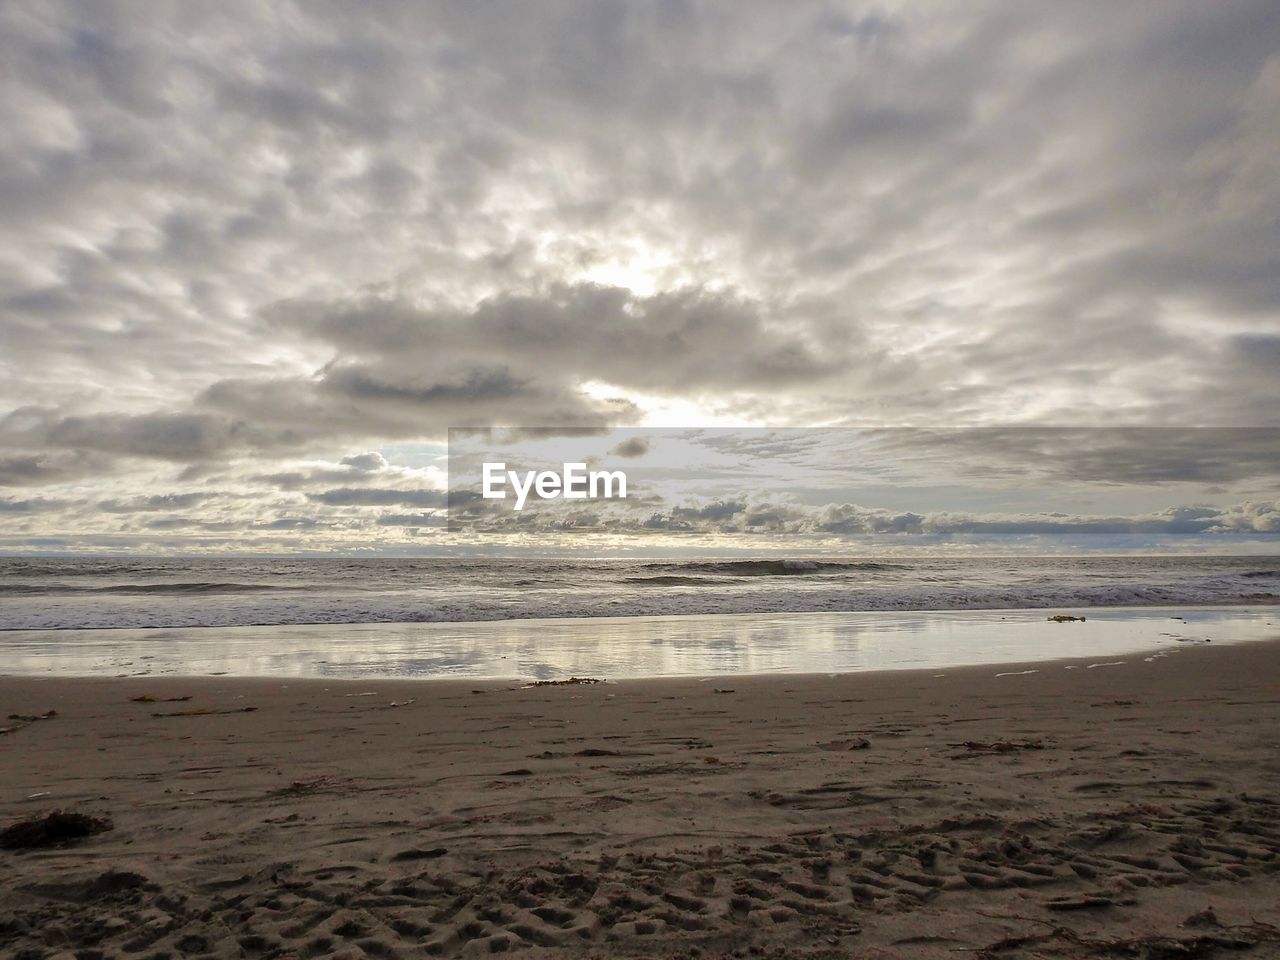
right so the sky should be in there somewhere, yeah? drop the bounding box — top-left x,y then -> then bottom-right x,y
1,1 -> 1278,554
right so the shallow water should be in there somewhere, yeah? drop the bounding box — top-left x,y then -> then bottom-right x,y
1,606 -> 1276,680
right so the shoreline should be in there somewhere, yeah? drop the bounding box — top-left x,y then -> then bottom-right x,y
4,639 -> 1279,957
0,628 -> 1276,687
1,605 -> 1275,682
5,600 -> 1278,632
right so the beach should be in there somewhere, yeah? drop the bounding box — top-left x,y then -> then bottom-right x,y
5,2 -> 1280,957
3,639 -> 1279,959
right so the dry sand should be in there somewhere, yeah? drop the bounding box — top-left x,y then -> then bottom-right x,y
2,639 -> 1280,959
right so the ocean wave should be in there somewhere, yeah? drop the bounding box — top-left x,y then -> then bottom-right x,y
622,575 -> 724,586
2,556 -> 1278,631
3,582 -> 1275,631
643,559 -> 904,577
0,581 -> 312,596
0,563 -> 178,578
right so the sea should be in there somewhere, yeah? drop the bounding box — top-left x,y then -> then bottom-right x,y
1,556 -> 1277,679
1,555 -> 1277,631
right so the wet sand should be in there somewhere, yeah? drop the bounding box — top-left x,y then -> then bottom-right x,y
5,607 -> 1277,681
2,639 -> 1279,958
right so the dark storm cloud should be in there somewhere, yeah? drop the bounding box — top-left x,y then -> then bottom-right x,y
269,285 -> 842,394
3,0 -> 1279,549
194,355 -> 641,454
611,437 -> 651,459
176,285 -> 839,447
0,451 -> 112,487
1,408 -> 299,462
0,497 -> 70,514
671,501 -> 747,522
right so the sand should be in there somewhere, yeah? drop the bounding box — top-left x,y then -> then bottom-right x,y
2,640 -> 1280,959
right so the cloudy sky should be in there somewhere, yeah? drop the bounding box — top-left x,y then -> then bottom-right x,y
445,427 -> 1280,552
1,1 -> 1278,553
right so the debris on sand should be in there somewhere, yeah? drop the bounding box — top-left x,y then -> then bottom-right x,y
1183,907 -> 1221,928
271,776 -> 347,796
78,869 -> 154,900
525,677 -> 603,687
129,694 -> 192,703
391,846 -> 447,862
23,869 -> 155,905
1,709 -> 57,735
950,738 -> 1045,756
150,706 -> 258,718
1047,615 -> 1086,622
973,917 -> 1280,957
1044,892 -> 1134,910
819,738 -> 871,751
1,811 -> 113,850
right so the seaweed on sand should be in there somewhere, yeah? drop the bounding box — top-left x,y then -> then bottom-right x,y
0,811 -> 113,850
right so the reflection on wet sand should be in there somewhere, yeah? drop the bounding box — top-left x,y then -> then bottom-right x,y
2,606 -> 1276,680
